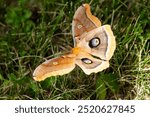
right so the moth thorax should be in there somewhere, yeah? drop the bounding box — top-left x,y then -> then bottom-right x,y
72,47 -> 84,55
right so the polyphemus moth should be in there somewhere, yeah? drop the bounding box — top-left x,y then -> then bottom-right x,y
33,4 -> 116,81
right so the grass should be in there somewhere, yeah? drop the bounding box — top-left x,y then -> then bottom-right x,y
0,0 -> 149,100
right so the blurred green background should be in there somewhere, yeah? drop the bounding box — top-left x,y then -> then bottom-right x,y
0,0 -> 149,99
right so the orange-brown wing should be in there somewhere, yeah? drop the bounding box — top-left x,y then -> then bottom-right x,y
72,4 -> 101,45
76,54 -> 109,75
76,25 -> 116,60
72,47 -> 109,75
33,54 -> 76,81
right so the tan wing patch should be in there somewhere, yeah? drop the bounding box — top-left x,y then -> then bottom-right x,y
33,55 -> 76,81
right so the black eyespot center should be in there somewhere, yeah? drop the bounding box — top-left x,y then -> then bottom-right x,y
81,58 -> 93,64
89,37 -> 100,48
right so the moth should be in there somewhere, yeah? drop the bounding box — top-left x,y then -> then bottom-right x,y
33,4 -> 116,81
